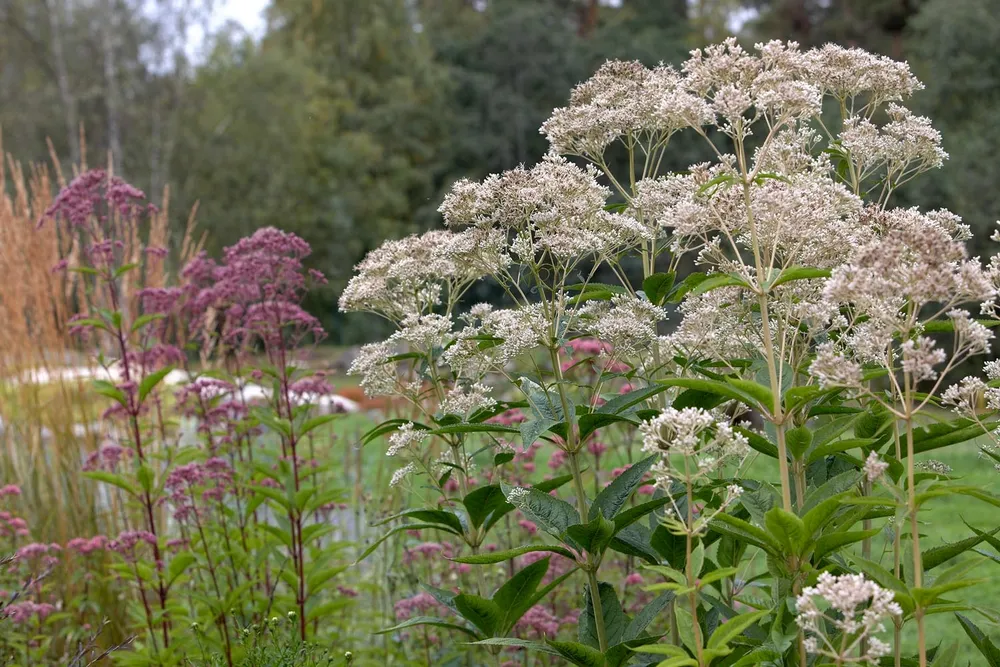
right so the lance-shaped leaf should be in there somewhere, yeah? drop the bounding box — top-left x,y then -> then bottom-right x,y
923,525 -> 1000,571
500,483 -> 579,539
375,616 -> 481,639
590,455 -> 658,521
813,529 -> 880,561
566,513 -> 616,556
355,522 -> 461,564
707,609 -> 770,650
955,614 -> 1000,666
451,545 -> 576,565
764,507 -> 807,555
643,271 -> 676,306
454,594 -> 502,637
463,485 -> 511,530
597,384 -> 671,415
362,419 -> 431,446
906,418 -> 993,456
547,640 -> 607,667
494,557 -> 550,633
623,591 -> 675,642
373,509 -> 464,534
709,513 -> 781,556
580,582 -> 629,648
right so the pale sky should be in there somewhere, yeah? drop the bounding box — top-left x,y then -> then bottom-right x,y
215,0 -> 269,37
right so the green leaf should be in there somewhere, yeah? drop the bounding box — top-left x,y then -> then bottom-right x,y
643,272 -> 676,306
467,638 -> 555,654
375,616 -> 481,639
802,492 -> 851,538
767,266 -> 830,290
609,523 -> 661,564
764,507 -> 807,554
667,272 -> 709,303
785,426 -> 813,460
451,545 -> 575,565
500,483 -> 579,539
546,640 -> 607,667
613,497 -> 672,533
623,591 -> 675,642
534,474 -> 575,493
136,464 -> 155,493
355,523 -> 461,564
82,471 -> 139,496
130,313 -> 166,333
431,423 -> 522,437
736,426 -> 779,459
955,613 -> 1000,666
710,513 -> 781,555
566,513 -> 616,555
690,272 -> 750,296
726,378 -> 774,412
591,455 -> 657,521
930,641 -> 960,667
453,594 -> 501,637
374,509 -> 465,534
813,529 -> 880,561
606,637 -> 666,667
139,366 -> 174,403
580,582 -> 628,648
923,526 -> 1000,571
657,378 -> 762,412
578,412 -> 638,440
907,418 -> 991,456
167,553 -> 197,586
463,485 -> 512,530
495,557 -> 550,633
807,437 -> 876,464
597,384 -> 670,415
494,451 -> 515,466
362,419 -> 430,446
521,418 -> 558,448
912,580 -> 984,608
91,380 -> 127,406
300,413 -> 341,436
707,609 -> 770,650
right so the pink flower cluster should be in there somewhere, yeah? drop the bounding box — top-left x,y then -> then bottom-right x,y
182,227 -> 326,353
82,441 -> 133,472
164,459 -> 234,520
394,592 -> 445,621
66,536 -> 110,555
2,600 -> 56,625
0,511 -> 29,538
109,530 -> 157,559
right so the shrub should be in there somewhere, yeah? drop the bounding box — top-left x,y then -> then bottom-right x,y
344,40 -> 1000,667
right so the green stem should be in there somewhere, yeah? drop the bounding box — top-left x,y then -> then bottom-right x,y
904,377 -> 926,667
685,476 -> 704,665
550,344 -> 609,653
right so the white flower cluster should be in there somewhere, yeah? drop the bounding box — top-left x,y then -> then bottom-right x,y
440,154 -> 649,260
862,451 -> 889,483
639,407 -> 748,485
840,104 -> 948,181
387,422 -> 429,458
339,230 -> 502,320
542,60 -> 712,158
444,303 -> 549,378
578,294 -> 667,359
440,382 -> 496,418
796,572 -> 902,664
